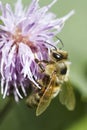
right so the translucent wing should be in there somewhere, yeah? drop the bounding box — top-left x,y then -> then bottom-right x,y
59,81 -> 75,110
36,74 -> 57,116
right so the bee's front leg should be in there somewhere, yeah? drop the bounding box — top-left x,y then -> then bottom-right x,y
34,58 -> 49,73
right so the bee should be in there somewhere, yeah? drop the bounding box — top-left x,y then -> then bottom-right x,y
26,48 -> 75,116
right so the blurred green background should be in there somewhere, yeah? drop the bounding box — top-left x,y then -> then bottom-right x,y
0,0 -> 87,130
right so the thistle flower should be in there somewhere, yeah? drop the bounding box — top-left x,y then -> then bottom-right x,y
0,0 -> 74,101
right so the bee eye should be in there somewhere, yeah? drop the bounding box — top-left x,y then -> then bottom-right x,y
60,67 -> 67,75
52,52 -> 63,61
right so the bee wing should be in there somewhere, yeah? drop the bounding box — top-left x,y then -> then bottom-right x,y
36,75 -> 56,116
59,81 -> 75,110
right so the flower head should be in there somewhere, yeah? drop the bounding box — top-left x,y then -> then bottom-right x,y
0,0 -> 74,101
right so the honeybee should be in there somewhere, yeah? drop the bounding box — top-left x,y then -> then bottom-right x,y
26,49 -> 75,116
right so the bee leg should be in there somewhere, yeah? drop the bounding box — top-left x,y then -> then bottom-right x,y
35,58 -> 47,72
35,58 -> 54,73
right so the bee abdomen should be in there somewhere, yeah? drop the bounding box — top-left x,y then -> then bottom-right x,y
26,93 -> 40,108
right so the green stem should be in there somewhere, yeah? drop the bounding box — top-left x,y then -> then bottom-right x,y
0,98 -> 13,124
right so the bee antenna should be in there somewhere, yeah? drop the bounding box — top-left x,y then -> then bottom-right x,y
55,36 -> 64,49
44,41 -> 57,50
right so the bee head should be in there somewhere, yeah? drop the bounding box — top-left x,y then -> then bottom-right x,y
50,49 -> 68,62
